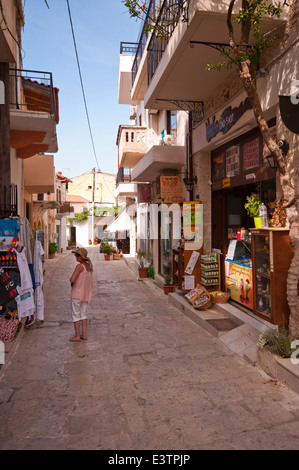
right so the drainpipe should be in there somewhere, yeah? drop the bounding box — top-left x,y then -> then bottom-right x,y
188,112 -> 194,201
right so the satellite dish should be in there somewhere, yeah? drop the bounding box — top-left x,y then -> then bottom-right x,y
163,134 -> 175,145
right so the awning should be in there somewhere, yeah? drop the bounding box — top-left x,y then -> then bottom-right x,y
104,208 -> 131,233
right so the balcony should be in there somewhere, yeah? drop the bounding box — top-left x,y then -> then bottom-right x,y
130,0 -> 286,112
9,68 -> 59,159
24,154 -> 55,194
119,43 -> 138,105
116,167 -> 138,200
56,202 -> 72,219
117,125 -> 148,168
131,144 -> 185,183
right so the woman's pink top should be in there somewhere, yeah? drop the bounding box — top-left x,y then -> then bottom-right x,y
71,264 -> 92,302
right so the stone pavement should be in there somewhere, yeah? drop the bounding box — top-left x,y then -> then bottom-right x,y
0,246 -> 299,450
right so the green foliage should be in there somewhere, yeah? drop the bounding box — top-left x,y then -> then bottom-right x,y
148,264 -> 155,279
94,205 -> 121,217
74,211 -> 89,222
206,1 -> 283,72
101,237 -> 113,255
123,0 -> 189,39
259,328 -> 291,358
49,242 -> 57,254
244,193 -> 261,218
137,249 -> 151,268
164,274 -> 172,285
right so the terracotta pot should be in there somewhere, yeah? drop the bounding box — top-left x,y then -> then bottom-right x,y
138,267 -> 148,278
113,253 -> 121,260
104,254 -> 111,261
163,285 -> 174,295
48,253 -> 55,259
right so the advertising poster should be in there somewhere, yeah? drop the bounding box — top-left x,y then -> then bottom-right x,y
226,145 -> 240,177
160,176 -> 183,203
225,261 -> 253,310
243,137 -> 259,170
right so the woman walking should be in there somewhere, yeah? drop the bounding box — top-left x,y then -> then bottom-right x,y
69,247 -> 93,342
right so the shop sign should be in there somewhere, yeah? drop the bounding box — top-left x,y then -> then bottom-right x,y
206,97 -> 252,142
222,178 -> 230,187
137,184 -> 151,203
160,176 -> 183,203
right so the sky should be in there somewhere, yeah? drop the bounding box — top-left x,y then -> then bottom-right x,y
21,0 -> 141,179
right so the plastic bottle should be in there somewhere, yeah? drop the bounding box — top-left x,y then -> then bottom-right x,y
260,203 -> 268,228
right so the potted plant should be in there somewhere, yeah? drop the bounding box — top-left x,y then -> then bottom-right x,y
101,237 -> 113,260
113,247 -> 121,260
137,249 -> 151,278
163,274 -> 174,295
48,242 -> 57,259
244,193 -> 262,228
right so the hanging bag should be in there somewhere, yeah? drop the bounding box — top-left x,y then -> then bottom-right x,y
0,311 -> 20,343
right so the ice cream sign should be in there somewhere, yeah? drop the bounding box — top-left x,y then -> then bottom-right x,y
205,97 -> 252,142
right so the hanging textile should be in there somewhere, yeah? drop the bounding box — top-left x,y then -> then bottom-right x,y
34,240 -> 44,321
13,247 -> 35,320
14,217 -> 33,264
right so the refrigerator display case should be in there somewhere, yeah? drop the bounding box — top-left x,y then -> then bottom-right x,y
225,239 -> 253,310
251,228 -> 293,325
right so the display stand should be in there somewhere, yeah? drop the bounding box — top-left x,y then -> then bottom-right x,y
201,252 -> 221,290
172,243 -> 202,292
251,228 -> 292,326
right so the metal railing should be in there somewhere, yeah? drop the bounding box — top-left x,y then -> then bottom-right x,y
120,42 -> 138,54
147,0 -> 186,86
9,68 -> 57,121
0,184 -> 18,218
116,167 -> 132,185
131,0 -> 157,86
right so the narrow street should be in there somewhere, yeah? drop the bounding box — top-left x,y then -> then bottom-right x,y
0,246 -> 299,451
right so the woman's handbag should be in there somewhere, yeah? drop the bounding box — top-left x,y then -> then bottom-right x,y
0,312 -> 20,343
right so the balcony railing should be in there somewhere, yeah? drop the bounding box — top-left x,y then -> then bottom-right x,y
56,202 -> 71,216
147,0 -> 186,86
120,42 -> 138,54
131,0 -> 157,86
0,184 -> 18,218
9,68 -> 58,122
117,167 -> 132,185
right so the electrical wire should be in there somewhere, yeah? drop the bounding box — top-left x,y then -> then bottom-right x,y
66,0 -> 100,171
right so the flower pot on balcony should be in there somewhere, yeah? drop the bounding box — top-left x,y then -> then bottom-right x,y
104,254 -> 111,261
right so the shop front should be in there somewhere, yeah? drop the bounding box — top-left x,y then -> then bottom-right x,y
209,121 -> 293,326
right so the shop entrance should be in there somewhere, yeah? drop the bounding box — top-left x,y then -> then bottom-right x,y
212,179 -> 276,291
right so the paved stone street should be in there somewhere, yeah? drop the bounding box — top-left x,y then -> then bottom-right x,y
1,246 -> 299,450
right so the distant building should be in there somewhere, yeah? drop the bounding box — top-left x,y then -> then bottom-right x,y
66,169 -> 117,247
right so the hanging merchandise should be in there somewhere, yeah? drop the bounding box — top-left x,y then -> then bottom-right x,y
0,311 -> 20,343
13,247 -> 35,321
13,217 -> 33,264
0,218 -> 20,250
0,268 -> 19,306
13,246 -> 34,290
33,239 -> 45,321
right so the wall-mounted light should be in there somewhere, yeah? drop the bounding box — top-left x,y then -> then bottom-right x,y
265,139 -> 289,171
265,153 -> 277,170
183,175 -> 197,192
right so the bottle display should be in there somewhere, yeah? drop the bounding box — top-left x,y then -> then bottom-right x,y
260,203 -> 268,228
